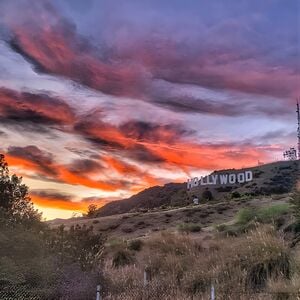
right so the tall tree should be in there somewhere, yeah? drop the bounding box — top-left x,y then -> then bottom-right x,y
0,154 -> 41,225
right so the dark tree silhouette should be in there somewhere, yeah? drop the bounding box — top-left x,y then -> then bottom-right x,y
86,203 -> 97,218
0,154 -> 41,224
202,188 -> 213,201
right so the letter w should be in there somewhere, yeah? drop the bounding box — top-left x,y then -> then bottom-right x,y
220,174 -> 228,185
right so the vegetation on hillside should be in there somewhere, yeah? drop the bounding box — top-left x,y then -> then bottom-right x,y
1,153 -> 299,299
0,154 -> 104,299
102,227 -> 296,299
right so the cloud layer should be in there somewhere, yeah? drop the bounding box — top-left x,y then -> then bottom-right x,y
0,0 -> 298,219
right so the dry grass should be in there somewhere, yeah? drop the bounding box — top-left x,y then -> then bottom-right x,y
101,225 -> 294,299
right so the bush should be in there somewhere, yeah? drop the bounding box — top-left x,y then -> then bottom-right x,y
237,208 -> 257,225
231,191 -> 241,199
256,204 -> 289,224
103,226 -> 291,299
112,250 -> 134,268
215,186 -> 233,193
236,204 -> 290,226
128,239 -> 143,251
177,223 -> 202,233
202,189 -> 213,201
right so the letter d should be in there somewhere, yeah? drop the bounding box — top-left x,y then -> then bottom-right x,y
245,171 -> 253,182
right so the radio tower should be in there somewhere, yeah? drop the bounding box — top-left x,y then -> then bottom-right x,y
297,99 -> 300,159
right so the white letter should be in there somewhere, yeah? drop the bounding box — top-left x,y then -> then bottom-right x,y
193,177 -> 199,187
187,178 -> 193,189
200,176 -> 205,185
229,174 -> 236,184
220,174 -> 228,185
212,174 -> 218,185
201,176 -> 208,186
237,173 -> 245,183
245,171 -> 253,182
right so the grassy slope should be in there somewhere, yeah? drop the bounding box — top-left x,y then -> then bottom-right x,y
49,160 -> 299,240
48,193 -> 293,240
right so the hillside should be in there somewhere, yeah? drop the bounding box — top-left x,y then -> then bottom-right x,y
47,160 -> 300,299
95,160 -> 299,217
48,193 -> 293,240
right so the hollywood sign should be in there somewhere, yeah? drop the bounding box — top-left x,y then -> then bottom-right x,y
187,170 -> 253,189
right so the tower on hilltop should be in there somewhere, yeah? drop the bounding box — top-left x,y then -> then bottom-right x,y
297,100 -> 300,159
283,100 -> 300,161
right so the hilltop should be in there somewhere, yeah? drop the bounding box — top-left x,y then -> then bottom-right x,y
48,160 -> 299,241
93,160 -> 299,217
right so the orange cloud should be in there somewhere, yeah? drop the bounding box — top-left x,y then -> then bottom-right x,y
31,195 -> 107,212
5,152 -> 124,192
103,156 -> 160,186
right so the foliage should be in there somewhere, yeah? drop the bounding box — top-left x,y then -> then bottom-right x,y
177,223 -> 202,233
112,249 -> 134,268
237,208 -> 257,225
47,224 -> 104,270
128,239 -> 143,251
0,154 -> 41,226
231,191 -> 241,198
0,155 -> 105,299
290,192 -> 300,222
87,203 -> 98,218
202,188 -> 213,201
103,227 -> 291,299
237,204 -> 290,226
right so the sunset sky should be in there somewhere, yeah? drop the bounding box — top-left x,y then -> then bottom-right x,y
0,0 -> 299,220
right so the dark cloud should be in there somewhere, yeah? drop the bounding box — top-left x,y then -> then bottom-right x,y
0,88 -> 75,128
6,145 -> 130,191
119,120 -> 193,143
31,189 -> 73,202
74,119 -> 187,164
152,93 -> 241,116
0,130 -> 7,137
124,145 -> 165,163
7,145 -> 56,176
4,0 -> 298,112
67,158 -> 103,174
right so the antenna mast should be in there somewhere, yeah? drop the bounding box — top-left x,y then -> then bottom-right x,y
297,99 -> 300,159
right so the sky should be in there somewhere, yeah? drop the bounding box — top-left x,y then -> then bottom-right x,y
0,0 -> 299,220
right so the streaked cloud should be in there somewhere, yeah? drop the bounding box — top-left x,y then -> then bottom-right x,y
0,0 -> 297,219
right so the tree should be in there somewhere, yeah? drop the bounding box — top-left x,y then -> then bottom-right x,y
86,204 -> 97,218
202,188 -> 213,201
0,154 -> 41,225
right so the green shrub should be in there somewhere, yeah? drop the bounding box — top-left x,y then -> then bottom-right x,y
290,192 -> 300,221
236,205 -> 290,226
237,208 -> 256,225
177,223 -> 202,233
256,204 -> 289,223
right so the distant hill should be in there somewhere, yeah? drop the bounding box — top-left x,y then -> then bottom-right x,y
96,160 -> 299,217
96,182 -> 186,217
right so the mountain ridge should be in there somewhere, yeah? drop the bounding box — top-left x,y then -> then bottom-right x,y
95,160 -> 299,217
